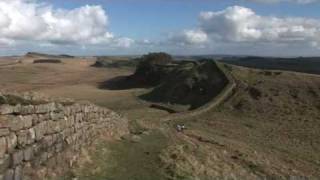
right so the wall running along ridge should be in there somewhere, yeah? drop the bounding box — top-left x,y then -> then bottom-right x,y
0,93 -> 129,180
161,62 -> 237,121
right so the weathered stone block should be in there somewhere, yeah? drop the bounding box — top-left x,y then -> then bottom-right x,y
38,113 -> 50,122
54,103 -> 64,112
12,105 -> 21,115
41,135 -> 53,149
51,134 -> 59,145
0,105 -> 14,115
0,129 -> 9,137
57,120 -> 66,132
28,128 -> 35,144
4,117 -> 21,132
21,116 -> 33,129
0,155 -> 10,174
50,112 -> 64,121
16,132 -> 26,148
0,137 -> 6,159
3,169 -> 14,180
19,105 -> 35,115
66,116 -> 75,128
72,104 -> 82,113
34,122 -> 46,141
23,146 -> 34,161
12,151 -> 23,166
34,103 -> 56,114
47,121 -> 62,134
65,136 -> 73,145
13,166 -> 22,180
55,143 -> 63,153
39,152 -> 48,165
6,115 -> 32,132
47,150 -> 54,159
6,133 -> 17,153
17,128 -> 35,147
61,128 -> 73,140
31,114 -> 39,126
75,113 -> 83,122
63,106 -> 71,116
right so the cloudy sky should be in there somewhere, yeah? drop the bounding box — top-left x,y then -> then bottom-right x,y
0,0 -> 320,56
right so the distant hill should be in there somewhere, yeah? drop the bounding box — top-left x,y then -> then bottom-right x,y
221,56 -> 320,75
25,52 -> 74,59
92,56 -> 138,68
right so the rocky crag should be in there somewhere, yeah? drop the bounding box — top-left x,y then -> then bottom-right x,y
0,92 -> 128,180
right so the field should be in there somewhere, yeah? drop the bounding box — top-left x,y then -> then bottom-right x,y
1,55 -> 320,179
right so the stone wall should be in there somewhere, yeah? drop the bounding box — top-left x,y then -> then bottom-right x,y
0,93 -> 129,180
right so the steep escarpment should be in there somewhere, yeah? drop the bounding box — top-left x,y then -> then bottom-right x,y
128,53 -> 229,111
140,60 -> 229,110
0,92 -> 128,180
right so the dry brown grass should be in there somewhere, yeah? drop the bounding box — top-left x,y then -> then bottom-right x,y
2,56 -> 320,179
165,64 -> 320,179
0,55 -> 169,130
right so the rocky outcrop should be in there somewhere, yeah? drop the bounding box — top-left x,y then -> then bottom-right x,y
0,93 -> 128,180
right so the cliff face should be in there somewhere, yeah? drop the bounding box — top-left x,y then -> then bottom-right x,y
0,93 -> 129,180
139,60 -> 229,111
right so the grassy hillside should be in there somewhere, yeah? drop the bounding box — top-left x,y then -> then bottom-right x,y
2,55 -> 320,179
163,64 -> 320,179
68,62 -> 320,179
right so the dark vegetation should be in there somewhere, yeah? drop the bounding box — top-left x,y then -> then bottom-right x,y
221,56 -> 320,75
0,94 -> 46,105
139,60 -> 228,110
33,59 -> 62,64
98,53 -> 174,89
124,53 -> 228,110
26,52 -> 74,58
133,53 -> 174,85
92,57 -> 138,68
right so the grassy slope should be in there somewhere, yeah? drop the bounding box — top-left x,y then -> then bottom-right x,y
72,130 -> 168,180
164,64 -> 320,179
2,58 -> 320,179
73,63 -> 320,179
0,58 -> 173,180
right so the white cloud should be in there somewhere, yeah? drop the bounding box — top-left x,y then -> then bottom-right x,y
0,38 -> 14,47
169,30 -> 208,46
183,30 -> 208,44
0,0 -> 133,48
115,37 -> 135,48
173,6 -> 320,51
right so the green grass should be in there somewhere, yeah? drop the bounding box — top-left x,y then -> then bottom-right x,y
74,130 -> 169,180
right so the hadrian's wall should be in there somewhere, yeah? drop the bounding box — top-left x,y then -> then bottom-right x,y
0,93 -> 129,180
